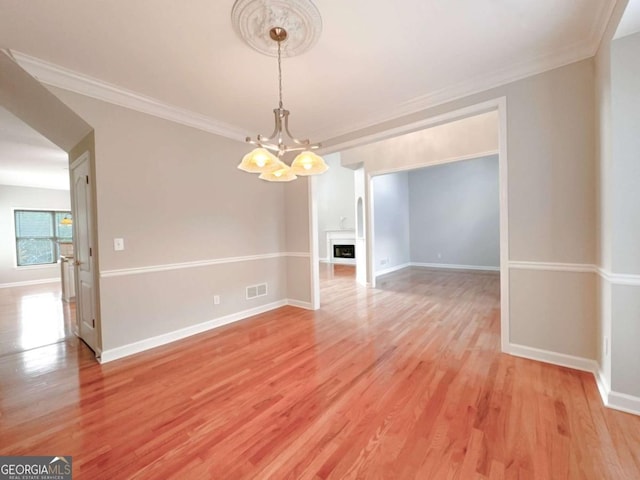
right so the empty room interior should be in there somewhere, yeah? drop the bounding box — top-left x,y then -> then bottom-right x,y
0,0 -> 639,478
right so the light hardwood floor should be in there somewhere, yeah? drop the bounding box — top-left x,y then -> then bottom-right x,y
0,265 -> 638,479
0,282 -> 75,357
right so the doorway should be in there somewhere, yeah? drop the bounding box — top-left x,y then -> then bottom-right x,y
0,51 -> 101,358
310,98 -> 510,352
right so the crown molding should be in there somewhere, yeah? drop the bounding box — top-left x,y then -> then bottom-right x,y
10,0 -> 615,147
314,2 -> 615,144
10,51 -> 248,142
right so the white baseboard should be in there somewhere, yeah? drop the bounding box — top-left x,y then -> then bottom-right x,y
0,278 -> 60,289
375,262 -> 411,278
595,369 -> 610,408
411,262 -> 500,272
286,299 -> 314,310
508,343 -> 598,372
509,344 -> 640,416
607,391 -> 640,416
594,369 -> 640,416
99,300 -> 288,363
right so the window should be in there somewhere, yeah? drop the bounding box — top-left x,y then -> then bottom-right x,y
14,210 -> 73,267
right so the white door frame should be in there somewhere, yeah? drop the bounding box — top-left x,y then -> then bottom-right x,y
309,97 -> 510,353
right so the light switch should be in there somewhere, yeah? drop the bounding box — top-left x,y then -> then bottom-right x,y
114,238 -> 125,251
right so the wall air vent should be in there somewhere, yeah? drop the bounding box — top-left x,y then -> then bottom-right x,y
246,282 -> 268,299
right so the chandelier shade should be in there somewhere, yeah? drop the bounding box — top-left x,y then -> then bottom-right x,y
259,161 -> 298,182
291,151 -> 328,176
237,148 -> 280,173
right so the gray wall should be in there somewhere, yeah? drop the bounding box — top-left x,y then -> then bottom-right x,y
409,155 -> 499,268
50,87 -> 292,353
0,185 -> 70,286
372,172 -> 410,273
315,153 -> 355,260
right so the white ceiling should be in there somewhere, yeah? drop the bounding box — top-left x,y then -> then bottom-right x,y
0,107 -> 69,190
0,0 -> 616,153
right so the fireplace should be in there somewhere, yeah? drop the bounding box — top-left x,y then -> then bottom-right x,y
326,230 -> 356,265
333,244 -> 355,259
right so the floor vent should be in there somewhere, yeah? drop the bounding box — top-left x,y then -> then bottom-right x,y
246,283 -> 268,299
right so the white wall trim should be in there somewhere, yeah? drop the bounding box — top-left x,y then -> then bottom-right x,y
598,268 -> 640,286
508,262 -> 640,285
509,344 -> 640,417
595,369 -> 640,416
287,299 -> 314,310
509,261 -> 597,274
99,300 -> 288,363
508,343 -> 599,373
607,391 -> 640,416
11,51 -> 247,142
497,97 -> 510,355
0,278 -> 60,289
375,262 -> 412,278
595,369 -> 611,408
99,252 -> 308,278
284,251 -> 311,258
411,262 -> 500,272
308,176 -> 321,310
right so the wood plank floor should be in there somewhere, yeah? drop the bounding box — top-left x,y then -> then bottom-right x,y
1,265 -> 639,479
0,281 -> 75,357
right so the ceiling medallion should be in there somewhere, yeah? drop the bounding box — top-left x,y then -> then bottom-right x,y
231,0 -> 322,57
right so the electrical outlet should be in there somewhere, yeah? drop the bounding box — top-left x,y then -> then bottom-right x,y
214,295 -> 220,305
114,238 -> 125,251
437,252 -> 442,259
380,257 -> 389,266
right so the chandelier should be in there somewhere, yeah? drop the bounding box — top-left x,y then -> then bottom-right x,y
234,1 -> 328,182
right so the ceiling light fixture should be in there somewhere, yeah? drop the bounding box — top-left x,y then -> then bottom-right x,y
233,0 -> 328,182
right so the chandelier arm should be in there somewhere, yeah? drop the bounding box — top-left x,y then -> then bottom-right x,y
246,139 -> 281,153
255,108 -> 285,143
283,112 -> 313,146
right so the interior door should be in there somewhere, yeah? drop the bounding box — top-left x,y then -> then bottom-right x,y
71,152 -> 97,352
